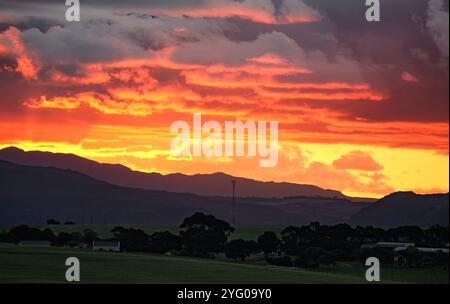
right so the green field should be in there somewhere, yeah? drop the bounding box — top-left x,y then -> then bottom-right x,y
0,243 -> 448,284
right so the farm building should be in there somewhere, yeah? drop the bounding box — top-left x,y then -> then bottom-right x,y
93,241 -> 120,252
363,242 -> 449,254
375,242 -> 415,249
395,247 -> 449,254
362,242 -> 415,251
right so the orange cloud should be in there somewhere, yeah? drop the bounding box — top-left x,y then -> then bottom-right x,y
402,71 -> 419,82
255,87 -> 385,101
0,27 -> 39,79
333,151 -> 384,171
50,70 -> 111,85
26,93 -> 154,117
248,54 -> 290,65
144,0 -> 321,24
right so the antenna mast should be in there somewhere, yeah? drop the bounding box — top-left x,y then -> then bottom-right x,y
232,180 -> 237,225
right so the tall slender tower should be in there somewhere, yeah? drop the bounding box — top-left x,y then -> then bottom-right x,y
232,180 -> 237,225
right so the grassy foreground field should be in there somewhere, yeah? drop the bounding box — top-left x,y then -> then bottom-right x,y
0,244 -> 448,284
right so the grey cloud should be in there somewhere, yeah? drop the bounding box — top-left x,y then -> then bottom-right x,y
427,0 -> 449,58
1,12 -> 232,80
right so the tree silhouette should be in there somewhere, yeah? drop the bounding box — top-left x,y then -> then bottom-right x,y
257,231 -> 280,258
225,239 -> 255,262
180,212 -> 235,256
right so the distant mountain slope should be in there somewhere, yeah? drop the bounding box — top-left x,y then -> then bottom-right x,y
0,160 -> 364,226
0,147 -> 351,200
0,161 -> 446,227
349,192 -> 449,227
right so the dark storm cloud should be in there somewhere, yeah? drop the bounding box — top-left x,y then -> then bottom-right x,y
294,0 -> 449,123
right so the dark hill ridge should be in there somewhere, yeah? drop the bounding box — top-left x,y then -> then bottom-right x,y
0,160 -> 447,227
0,160 -> 366,226
349,192 -> 449,227
0,146 -> 352,200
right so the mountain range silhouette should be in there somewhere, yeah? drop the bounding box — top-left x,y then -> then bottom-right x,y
0,147 -> 448,227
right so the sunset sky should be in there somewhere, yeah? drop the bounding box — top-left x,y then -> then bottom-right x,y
0,0 -> 448,198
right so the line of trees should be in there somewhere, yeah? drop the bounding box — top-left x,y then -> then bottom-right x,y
0,225 -> 98,247
0,213 -> 448,269
46,219 -> 76,226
